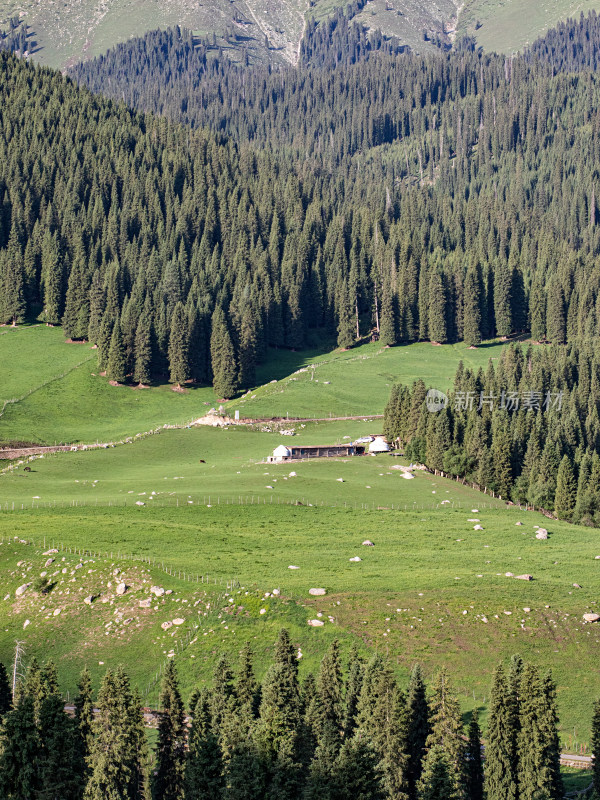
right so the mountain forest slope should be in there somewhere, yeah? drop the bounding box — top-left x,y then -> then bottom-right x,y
2,0 -> 600,69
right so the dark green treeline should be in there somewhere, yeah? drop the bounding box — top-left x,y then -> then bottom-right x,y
0,632 -> 573,800
384,342 -> 600,524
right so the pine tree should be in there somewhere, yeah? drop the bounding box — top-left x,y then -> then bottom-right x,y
343,646 -> 364,740
134,313 -> 153,385
334,737 -> 385,800
168,301 -> 190,387
0,662 -> 12,719
554,454 -> 577,520
74,667 -> 95,783
38,693 -> 83,800
210,306 -> 239,399
315,639 -> 343,736
185,691 -> 224,800
465,710 -> 484,800
425,668 -> 466,797
406,664 -> 430,800
463,266 -> 482,346
0,695 -> 40,799
417,745 -> 454,800
428,268 -> 447,343
152,661 -> 186,800
484,665 -> 517,800
302,720 -> 341,800
106,315 -> 127,383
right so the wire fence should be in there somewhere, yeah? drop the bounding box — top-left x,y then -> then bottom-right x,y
0,494 -> 505,513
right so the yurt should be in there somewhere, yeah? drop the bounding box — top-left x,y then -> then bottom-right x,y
368,436 -> 390,454
270,445 -> 292,463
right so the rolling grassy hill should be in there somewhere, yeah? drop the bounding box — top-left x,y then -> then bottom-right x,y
0,325 -> 509,445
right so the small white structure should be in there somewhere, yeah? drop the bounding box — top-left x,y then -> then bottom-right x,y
269,445 -> 292,463
369,436 -> 390,454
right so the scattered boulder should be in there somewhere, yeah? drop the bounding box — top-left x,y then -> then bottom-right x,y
44,558 -> 54,568
259,608 -> 267,615
336,478 -> 344,482
150,586 -> 165,597
473,525 -> 484,531
23,619 -> 30,629
272,589 -> 280,596
515,574 -> 533,581
172,618 -> 185,626
53,608 -> 61,616
15,583 -> 31,597
84,595 -> 95,605
43,549 -> 58,556
535,529 -> 548,540
584,613 -> 600,623
139,598 -> 152,608
161,621 -> 173,630
309,588 -> 327,596
349,556 -> 362,562
523,607 -> 531,612
308,619 -> 325,627
573,583 -> 582,589
288,566 -> 300,570
116,583 -> 127,596
515,521 -> 523,526
505,572 -> 514,577
362,540 -> 375,547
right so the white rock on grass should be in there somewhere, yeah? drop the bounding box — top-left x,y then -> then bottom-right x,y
15,583 -> 31,597
116,583 -> 127,596
151,586 -> 165,596
584,613 -> 600,623
473,525 -> 484,531
139,598 -> 152,608
536,529 -> 549,540
172,618 -> 185,625
84,596 -> 95,605
288,566 -> 300,570
309,588 -> 327,596
53,608 -> 61,616
515,574 -> 533,581
362,540 -> 375,547
272,589 -> 280,596
259,608 -> 267,615
161,621 -> 173,630
23,620 -> 30,629
349,556 -> 362,562
308,619 -> 325,627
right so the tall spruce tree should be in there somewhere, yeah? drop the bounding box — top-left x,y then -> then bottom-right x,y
185,691 -> 224,800
417,745 -> 454,800
152,661 -> 186,800
554,455 -> 577,520
210,306 -> 239,399
465,710 -> 484,800
168,301 -> 190,387
485,664 -> 518,800
406,664 -> 430,800
106,315 -> 127,383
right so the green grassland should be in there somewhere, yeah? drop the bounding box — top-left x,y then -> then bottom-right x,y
0,325 -> 509,445
231,339 -> 508,420
458,0 -> 600,52
2,325 -> 599,748
0,422 -> 507,509
1,499 -> 599,744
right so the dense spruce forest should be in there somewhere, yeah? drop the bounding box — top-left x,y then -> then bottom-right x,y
0,14 -> 600,396
0,629 -> 585,800
384,343 -> 600,523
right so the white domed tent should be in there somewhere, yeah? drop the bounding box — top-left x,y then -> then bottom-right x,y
368,436 -> 390,454
269,445 -> 292,463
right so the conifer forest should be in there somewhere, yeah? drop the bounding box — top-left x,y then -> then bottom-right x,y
3,1 -> 600,796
